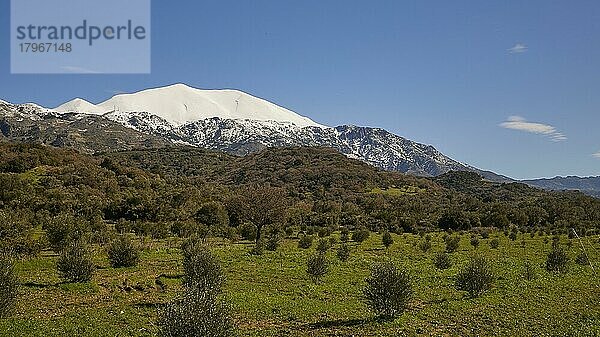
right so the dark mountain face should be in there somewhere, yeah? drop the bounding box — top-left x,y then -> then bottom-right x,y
94,109 -> 514,181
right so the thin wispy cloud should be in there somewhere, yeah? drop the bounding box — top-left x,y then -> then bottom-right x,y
499,116 -> 567,142
593,151 -> 600,159
508,43 -> 528,54
61,66 -> 101,74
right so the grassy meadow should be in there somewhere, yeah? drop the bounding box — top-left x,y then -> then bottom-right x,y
1,231 -> 599,337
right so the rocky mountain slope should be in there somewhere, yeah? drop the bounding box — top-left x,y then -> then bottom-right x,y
0,100 -> 168,154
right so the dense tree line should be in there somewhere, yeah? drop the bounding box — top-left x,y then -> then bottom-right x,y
0,142 -> 599,256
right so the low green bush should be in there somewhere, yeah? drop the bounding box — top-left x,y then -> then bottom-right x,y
352,229 -> 370,243
182,238 -> 224,294
107,235 -> 139,268
337,243 -> 350,262
298,235 -> 313,249
455,256 -> 494,297
433,251 -> 452,270
57,241 -> 95,283
363,261 -> 412,318
306,253 -> 328,283
157,288 -> 234,337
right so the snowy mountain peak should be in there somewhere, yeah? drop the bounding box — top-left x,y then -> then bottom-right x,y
55,98 -> 105,115
54,84 -> 326,128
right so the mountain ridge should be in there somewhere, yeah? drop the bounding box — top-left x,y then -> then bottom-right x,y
0,85 -> 535,187
523,175 -> 600,197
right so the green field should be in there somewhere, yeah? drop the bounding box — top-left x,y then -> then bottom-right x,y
2,232 -> 599,337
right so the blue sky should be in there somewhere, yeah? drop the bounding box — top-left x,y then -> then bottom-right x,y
1,0 -> 599,179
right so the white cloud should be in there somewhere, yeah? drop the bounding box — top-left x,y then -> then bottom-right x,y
499,116 -> 567,142
508,43 -> 528,54
593,151 -> 600,159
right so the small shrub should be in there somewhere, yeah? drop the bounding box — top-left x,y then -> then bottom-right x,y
284,226 -> 294,238
249,239 -> 265,256
470,236 -> 479,249
0,253 -> 17,318
265,235 -> 280,252
318,227 -> 331,238
298,235 -> 313,249
419,240 -> 432,252
352,229 -> 370,243
149,223 -> 170,240
575,252 -> 589,266
57,241 -> 95,283
480,230 -> 490,239
306,253 -> 329,283
328,236 -> 338,246
12,234 -> 42,258
238,223 -> 257,242
363,261 -> 412,318
170,221 -> 195,238
182,239 -> 224,294
445,236 -> 460,253
316,238 -> 331,253
44,215 -> 87,252
455,257 -> 494,297
433,252 -> 452,270
340,227 -> 350,242
157,288 -> 235,337
337,244 -> 350,262
382,231 -> 394,249
545,242 -> 569,273
522,260 -> 537,281
509,231 -> 517,241
107,235 -> 139,268
489,238 -> 499,249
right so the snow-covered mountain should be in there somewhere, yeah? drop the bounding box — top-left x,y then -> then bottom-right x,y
55,84 -> 323,128
3,84 -> 509,180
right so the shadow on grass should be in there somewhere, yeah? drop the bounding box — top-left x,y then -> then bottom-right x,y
306,318 -> 370,329
134,302 -> 160,309
157,273 -> 183,279
21,281 -> 67,288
